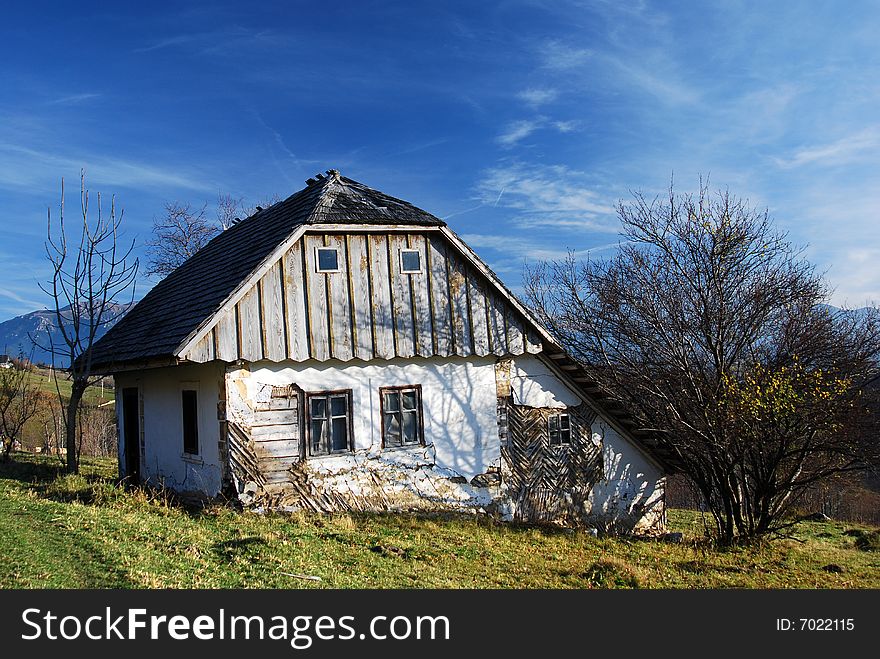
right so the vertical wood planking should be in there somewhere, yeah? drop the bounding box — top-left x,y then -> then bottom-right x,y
283,241 -> 310,361
489,294 -> 508,356
188,333 -> 214,362
260,262 -> 286,361
303,234 -> 330,361
525,326 -> 543,354
408,234 -> 433,357
506,311 -> 526,355
389,233 -> 415,358
327,234 -> 353,361
447,251 -> 473,356
369,234 -> 395,359
427,236 -> 453,356
347,234 -> 374,360
468,273 -> 491,356
237,286 -> 262,361
216,308 -> 238,361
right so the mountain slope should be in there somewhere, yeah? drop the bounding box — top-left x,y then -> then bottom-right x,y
0,304 -> 130,366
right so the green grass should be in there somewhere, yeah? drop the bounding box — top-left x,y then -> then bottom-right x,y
1,453 -> 877,589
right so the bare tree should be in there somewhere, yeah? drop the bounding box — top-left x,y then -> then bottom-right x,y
40,172 -> 138,474
145,201 -> 220,277
526,180 -> 880,543
0,353 -> 41,461
146,192 -> 283,279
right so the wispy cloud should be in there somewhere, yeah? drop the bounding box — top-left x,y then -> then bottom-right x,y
774,128 -> 880,169
133,34 -> 208,54
517,88 -> 559,107
47,93 -> 102,106
540,41 -> 592,70
0,143 -> 214,193
477,161 -> 614,217
496,117 -> 579,147
497,119 -> 542,146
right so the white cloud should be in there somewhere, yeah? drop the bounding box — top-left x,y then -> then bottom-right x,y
0,143 -> 214,193
775,128 -> 880,169
540,41 -> 593,70
47,93 -> 102,106
477,162 -> 614,216
495,117 -> 579,147
517,88 -> 559,107
496,119 -> 542,147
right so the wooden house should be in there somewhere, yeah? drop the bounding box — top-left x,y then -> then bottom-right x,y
90,170 -> 669,532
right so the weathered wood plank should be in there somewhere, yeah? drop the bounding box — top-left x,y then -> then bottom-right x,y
427,236 -> 453,356
254,441 -> 301,460
447,251 -> 473,356
389,233 -> 415,358
252,409 -> 299,426
260,262 -> 286,361
216,308 -> 238,361
327,234 -> 353,361
347,234 -> 374,360
251,425 -> 299,441
408,234 -> 433,357
506,310 -> 526,355
187,332 -> 214,363
368,234 -> 395,359
468,273 -> 491,356
489,293 -> 508,356
237,286 -> 263,361
283,241 -> 310,361
525,325 -> 543,354
303,234 -> 330,361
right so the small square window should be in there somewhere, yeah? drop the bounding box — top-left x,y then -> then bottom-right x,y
400,249 -> 422,273
548,413 -> 571,446
307,391 -> 352,456
381,385 -> 423,448
316,247 -> 340,272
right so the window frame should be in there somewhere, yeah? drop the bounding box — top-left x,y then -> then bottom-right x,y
305,389 -> 353,457
314,246 -> 341,273
180,383 -> 200,457
548,412 -> 571,447
399,248 -> 423,274
379,384 -> 425,449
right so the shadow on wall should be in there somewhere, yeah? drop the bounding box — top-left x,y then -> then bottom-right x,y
589,457 -> 665,534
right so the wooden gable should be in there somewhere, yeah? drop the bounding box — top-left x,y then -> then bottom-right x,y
180,228 -> 543,364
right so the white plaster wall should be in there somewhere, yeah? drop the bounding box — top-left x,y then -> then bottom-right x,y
115,362 -> 224,496
234,356 -> 501,480
590,421 -> 666,532
509,354 -> 583,408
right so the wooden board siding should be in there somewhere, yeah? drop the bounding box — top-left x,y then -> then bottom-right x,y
182,231 -> 542,364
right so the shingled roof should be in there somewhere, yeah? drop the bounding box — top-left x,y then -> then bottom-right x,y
88,170 -> 445,368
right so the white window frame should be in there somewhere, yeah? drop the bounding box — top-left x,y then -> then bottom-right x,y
315,246 -> 341,273
399,248 -> 422,274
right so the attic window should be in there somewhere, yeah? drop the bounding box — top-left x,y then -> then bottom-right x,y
548,413 -> 571,446
315,247 -> 340,273
400,249 -> 422,274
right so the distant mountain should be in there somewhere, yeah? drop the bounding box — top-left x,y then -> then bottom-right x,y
0,303 -> 131,366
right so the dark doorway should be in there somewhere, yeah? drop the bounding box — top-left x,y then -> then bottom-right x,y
122,387 -> 140,484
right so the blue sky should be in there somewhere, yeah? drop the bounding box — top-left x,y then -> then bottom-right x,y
1,0 -> 879,320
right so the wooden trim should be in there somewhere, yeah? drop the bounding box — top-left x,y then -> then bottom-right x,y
175,224 -> 311,359
378,384 -> 425,449
304,389 -> 353,456
305,224 -> 443,234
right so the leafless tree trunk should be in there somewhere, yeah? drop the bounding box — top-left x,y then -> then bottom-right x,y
40,172 -> 138,474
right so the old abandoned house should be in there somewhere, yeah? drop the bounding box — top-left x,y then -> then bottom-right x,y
90,170 -> 670,532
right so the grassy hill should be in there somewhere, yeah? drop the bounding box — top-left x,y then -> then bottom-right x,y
1,453 -> 877,589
